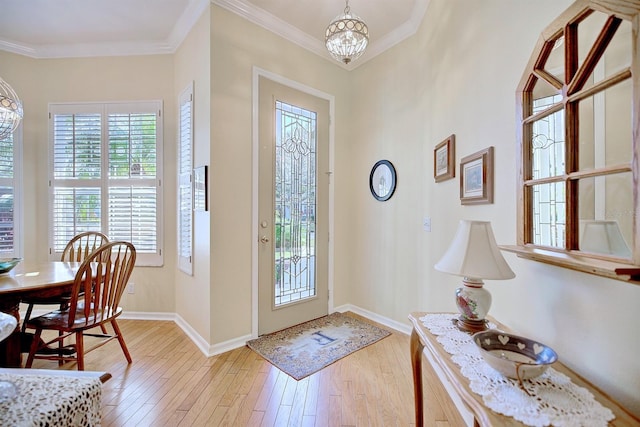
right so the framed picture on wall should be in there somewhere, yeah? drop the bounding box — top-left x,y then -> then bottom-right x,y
434,134 -> 455,182
194,165 -> 208,211
460,146 -> 494,205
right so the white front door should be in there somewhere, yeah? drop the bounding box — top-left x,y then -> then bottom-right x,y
257,76 -> 330,335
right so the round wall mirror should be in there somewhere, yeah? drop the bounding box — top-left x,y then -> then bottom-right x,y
369,160 -> 397,201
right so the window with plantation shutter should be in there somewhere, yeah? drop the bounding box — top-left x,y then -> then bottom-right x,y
49,102 -> 163,266
0,129 -> 21,257
178,83 -> 193,275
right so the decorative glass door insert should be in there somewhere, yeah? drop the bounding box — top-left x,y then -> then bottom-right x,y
273,100 -> 317,307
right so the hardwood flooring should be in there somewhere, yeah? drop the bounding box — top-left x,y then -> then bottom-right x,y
28,313 -> 467,426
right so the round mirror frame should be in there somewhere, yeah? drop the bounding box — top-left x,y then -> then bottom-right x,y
369,160 -> 397,202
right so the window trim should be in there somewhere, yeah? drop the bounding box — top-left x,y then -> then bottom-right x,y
47,101 -> 164,266
508,0 -> 640,284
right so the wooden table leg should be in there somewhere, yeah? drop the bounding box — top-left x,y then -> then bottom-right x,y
0,297 -> 22,367
410,328 -> 425,427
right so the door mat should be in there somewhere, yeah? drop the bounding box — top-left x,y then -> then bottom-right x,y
246,312 -> 391,380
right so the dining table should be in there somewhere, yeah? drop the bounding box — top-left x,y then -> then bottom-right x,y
0,261 -> 81,367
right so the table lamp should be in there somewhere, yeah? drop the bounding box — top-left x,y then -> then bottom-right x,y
435,220 -> 515,333
580,220 -> 631,258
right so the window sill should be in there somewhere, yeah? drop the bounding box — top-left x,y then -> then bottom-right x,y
499,245 -> 640,285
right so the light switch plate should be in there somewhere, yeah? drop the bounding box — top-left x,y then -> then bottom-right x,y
423,217 -> 432,232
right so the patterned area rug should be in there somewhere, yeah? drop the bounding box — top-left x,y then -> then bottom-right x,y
246,312 -> 391,380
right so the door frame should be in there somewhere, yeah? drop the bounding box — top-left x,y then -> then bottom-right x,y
251,67 -> 335,338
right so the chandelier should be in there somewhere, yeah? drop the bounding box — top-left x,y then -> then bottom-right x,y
0,77 -> 23,140
325,0 -> 369,65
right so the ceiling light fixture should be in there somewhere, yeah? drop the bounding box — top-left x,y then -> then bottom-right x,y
325,0 -> 369,65
0,77 -> 23,140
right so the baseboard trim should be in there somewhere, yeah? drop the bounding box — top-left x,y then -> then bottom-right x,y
120,311 -> 176,321
172,313 -> 252,358
333,304 -> 412,335
25,307 -> 411,358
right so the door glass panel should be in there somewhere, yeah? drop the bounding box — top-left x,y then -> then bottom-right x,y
532,182 -> 566,248
531,104 -> 565,179
579,173 -> 632,257
274,101 -> 317,307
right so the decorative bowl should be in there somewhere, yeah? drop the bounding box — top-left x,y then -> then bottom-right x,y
0,258 -> 21,274
473,330 -> 557,380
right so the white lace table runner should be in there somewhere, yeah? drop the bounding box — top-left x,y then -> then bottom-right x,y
0,373 -> 102,426
420,314 -> 615,427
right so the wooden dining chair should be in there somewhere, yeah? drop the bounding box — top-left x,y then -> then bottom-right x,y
25,241 -> 136,370
21,231 -> 109,334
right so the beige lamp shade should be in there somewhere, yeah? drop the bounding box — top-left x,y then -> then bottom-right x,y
435,220 -> 514,280
580,220 -> 631,258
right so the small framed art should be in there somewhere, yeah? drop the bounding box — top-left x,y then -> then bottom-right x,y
460,146 -> 494,205
434,134 -> 455,182
194,165 -> 208,211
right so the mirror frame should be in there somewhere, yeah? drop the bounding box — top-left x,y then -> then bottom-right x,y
503,0 -> 640,284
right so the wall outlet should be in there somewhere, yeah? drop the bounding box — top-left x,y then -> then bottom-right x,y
127,283 -> 135,294
423,217 -> 432,232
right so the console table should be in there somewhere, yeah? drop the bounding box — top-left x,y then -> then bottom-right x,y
409,312 -> 640,427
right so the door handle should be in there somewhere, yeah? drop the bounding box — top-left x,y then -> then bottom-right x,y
260,236 -> 270,243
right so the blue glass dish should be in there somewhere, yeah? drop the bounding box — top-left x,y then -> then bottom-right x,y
0,258 -> 21,274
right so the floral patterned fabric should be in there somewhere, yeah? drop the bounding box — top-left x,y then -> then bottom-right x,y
0,373 -> 102,426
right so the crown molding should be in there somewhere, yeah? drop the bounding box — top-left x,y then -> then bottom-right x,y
0,39 -> 38,58
212,0 -> 431,71
211,0 -> 340,66
0,0 -> 209,59
169,0 -> 211,51
360,0 -> 431,62
0,0 -> 429,64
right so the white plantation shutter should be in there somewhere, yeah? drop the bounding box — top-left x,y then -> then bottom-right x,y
52,187 -> 102,250
51,110 -> 102,251
49,102 -> 163,266
52,113 -> 101,179
178,83 -> 193,274
0,129 -> 21,257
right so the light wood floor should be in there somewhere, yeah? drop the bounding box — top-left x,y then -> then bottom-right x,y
28,313 -> 466,426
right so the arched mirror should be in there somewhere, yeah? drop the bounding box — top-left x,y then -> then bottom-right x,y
505,0 -> 640,283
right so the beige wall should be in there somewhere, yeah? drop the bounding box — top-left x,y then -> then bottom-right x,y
1,0 -> 639,417
0,50 -> 177,314
348,0 -> 640,415
208,6 -> 351,344
173,7 -> 212,342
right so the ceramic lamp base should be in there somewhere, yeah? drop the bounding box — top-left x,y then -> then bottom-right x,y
453,316 -> 489,333
454,278 -> 492,334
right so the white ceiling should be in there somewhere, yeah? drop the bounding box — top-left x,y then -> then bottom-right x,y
0,0 -> 429,69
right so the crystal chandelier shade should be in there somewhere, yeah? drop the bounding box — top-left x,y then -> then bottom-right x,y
0,77 -> 23,140
325,0 -> 369,65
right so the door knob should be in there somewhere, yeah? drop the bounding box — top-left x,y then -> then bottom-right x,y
260,236 -> 270,243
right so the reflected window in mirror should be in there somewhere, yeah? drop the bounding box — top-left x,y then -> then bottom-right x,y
509,0 -> 640,282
